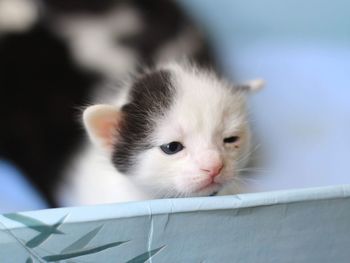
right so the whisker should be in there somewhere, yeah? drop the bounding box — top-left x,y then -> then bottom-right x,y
237,143 -> 261,165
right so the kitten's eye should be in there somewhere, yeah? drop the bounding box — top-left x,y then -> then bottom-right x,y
160,142 -> 184,155
224,136 -> 240,144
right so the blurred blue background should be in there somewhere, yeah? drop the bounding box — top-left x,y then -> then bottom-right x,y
1,0 -> 350,212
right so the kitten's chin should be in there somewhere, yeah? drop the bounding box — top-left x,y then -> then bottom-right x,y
172,178 -> 225,197
197,181 -> 219,191
191,182 -> 222,197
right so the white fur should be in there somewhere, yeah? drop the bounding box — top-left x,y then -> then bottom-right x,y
0,0 -> 38,33
55,5 -> 142,80
57,146 -> 150,206
246,79 -> 265,91
57,63 -> 255,206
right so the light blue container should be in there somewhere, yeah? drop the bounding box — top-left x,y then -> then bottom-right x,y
1,185 -> 349,262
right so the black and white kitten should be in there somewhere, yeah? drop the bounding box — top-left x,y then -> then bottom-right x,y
60,63 -> 263,205
0,0 -> 263,206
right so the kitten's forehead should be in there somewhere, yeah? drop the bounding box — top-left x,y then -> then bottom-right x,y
158,64 -> 247,139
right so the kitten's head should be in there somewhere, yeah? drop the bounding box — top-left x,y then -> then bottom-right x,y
83,63 -> 263,198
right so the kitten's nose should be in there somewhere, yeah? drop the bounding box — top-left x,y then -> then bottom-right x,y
201,163 -> 223,178
197,150 -> 223,178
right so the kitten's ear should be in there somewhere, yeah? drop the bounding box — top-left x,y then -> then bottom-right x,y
83,105 -> 122,152
236,79 -> 265,92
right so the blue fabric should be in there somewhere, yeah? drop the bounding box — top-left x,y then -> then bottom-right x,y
0,161 -> 47,213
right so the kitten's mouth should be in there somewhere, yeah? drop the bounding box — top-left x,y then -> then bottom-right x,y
195,181 -> 220,194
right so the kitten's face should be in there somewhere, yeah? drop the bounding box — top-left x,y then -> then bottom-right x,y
84,64 -> 260,199
127,65 -> 252,197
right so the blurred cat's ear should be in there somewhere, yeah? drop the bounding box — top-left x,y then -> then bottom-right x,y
83,105 -> 121,152
236,79 -> 265,92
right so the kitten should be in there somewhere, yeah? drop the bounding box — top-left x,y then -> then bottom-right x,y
57,63 -> 263,206
0,0 -> 263,207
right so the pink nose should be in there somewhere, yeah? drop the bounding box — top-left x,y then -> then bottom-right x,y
201,163 -> 223,178
196,149 -> 223,178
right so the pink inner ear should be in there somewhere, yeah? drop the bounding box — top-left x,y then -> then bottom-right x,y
84,105 -> 123,151
95,115 -> 120,150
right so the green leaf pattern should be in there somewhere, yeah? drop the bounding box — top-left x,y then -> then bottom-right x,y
126,246 -> 165,263
2,213 -> 164,262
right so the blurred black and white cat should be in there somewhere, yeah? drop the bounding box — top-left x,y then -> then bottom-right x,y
0,0 -> 262,206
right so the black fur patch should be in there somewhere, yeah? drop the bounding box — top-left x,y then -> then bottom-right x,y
42,0 -> 116,14
112,70 -> 174,173
0,24 -> 100,206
